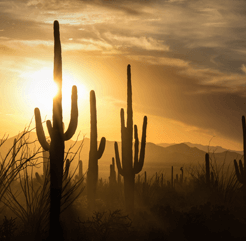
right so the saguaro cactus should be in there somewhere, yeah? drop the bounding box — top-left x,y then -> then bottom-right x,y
109,157 -> 116,184
234,116 -> 246,197
114,64 -> 147,213
87,90 -> 106,210
180,167 -> 183,184
34,20 -> 78,240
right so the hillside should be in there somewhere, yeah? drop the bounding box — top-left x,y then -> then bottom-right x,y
0,133 -> 242,181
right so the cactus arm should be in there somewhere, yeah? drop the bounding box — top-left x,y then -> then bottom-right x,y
46,120 -> 53,138
234,159 -> 243,183
114,142 -> 125,176
133,125 -> 139,171
98,137 -> 106,159
34,108 -> 50,151
134,116 -> 147,174
89,90 -> 97,153
121,108 -> 125,129
64,85 -> 78,141
138,116 -> 147,168
112,157 -> 115,169
127,65 -> 133,132
239,159 -> 244,177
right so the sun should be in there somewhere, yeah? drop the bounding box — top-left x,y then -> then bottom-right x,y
24,67 -> 88,117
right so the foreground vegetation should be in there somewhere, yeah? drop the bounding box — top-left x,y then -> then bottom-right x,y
0,144 -> 246,241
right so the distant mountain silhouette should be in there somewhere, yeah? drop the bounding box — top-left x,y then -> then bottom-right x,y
0,133 -> 242,181
158,142 -> 243,155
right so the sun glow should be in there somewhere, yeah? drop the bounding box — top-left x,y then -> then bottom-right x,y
24,67 -> 88,115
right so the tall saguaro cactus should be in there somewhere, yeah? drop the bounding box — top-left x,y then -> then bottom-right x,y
234,116 -> 246,197
87,90 -> 106,210
34,20 -> 78,240
114,64 -> 147,213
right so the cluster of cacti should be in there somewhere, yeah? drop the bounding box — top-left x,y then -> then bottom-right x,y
114,65 -> 148,213
87,90 -> 106,210
169,166 -> 186,188
34,20 -> 78,240
31,20 -> 149,222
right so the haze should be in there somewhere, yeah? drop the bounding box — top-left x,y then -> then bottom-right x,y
0,0 -> 245,151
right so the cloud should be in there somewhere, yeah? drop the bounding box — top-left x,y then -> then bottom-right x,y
241,64 -> 246,74
104,33 -> 169,51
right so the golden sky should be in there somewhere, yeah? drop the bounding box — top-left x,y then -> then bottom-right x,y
0,0 -> 246,151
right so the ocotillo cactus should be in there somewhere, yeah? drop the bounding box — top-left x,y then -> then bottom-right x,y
114,64 -> 147,213
205,153 -> 210,186
11,138 -> 16,181
87,90 -> 106,210
234,116 -> 246,192
63,159 -> 70,181
34,20 -> 78,240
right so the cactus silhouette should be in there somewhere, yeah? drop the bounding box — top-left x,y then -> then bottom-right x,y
34,20 -> 78,240
114,64 -> 147,213
43,147 -> 49,179
234,116 -> 246,196
180,167 -> 183,183
87,90 -> 106,210
109,157 -> 116,184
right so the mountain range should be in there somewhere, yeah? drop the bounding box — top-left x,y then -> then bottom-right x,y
0,132 -> 243,181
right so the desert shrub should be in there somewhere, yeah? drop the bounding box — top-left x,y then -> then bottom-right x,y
0,216 -> 17,241
187,152 -> 240,206
76,209 -> 132,241
1,134 -> 85,240
150,202 -> 246,241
